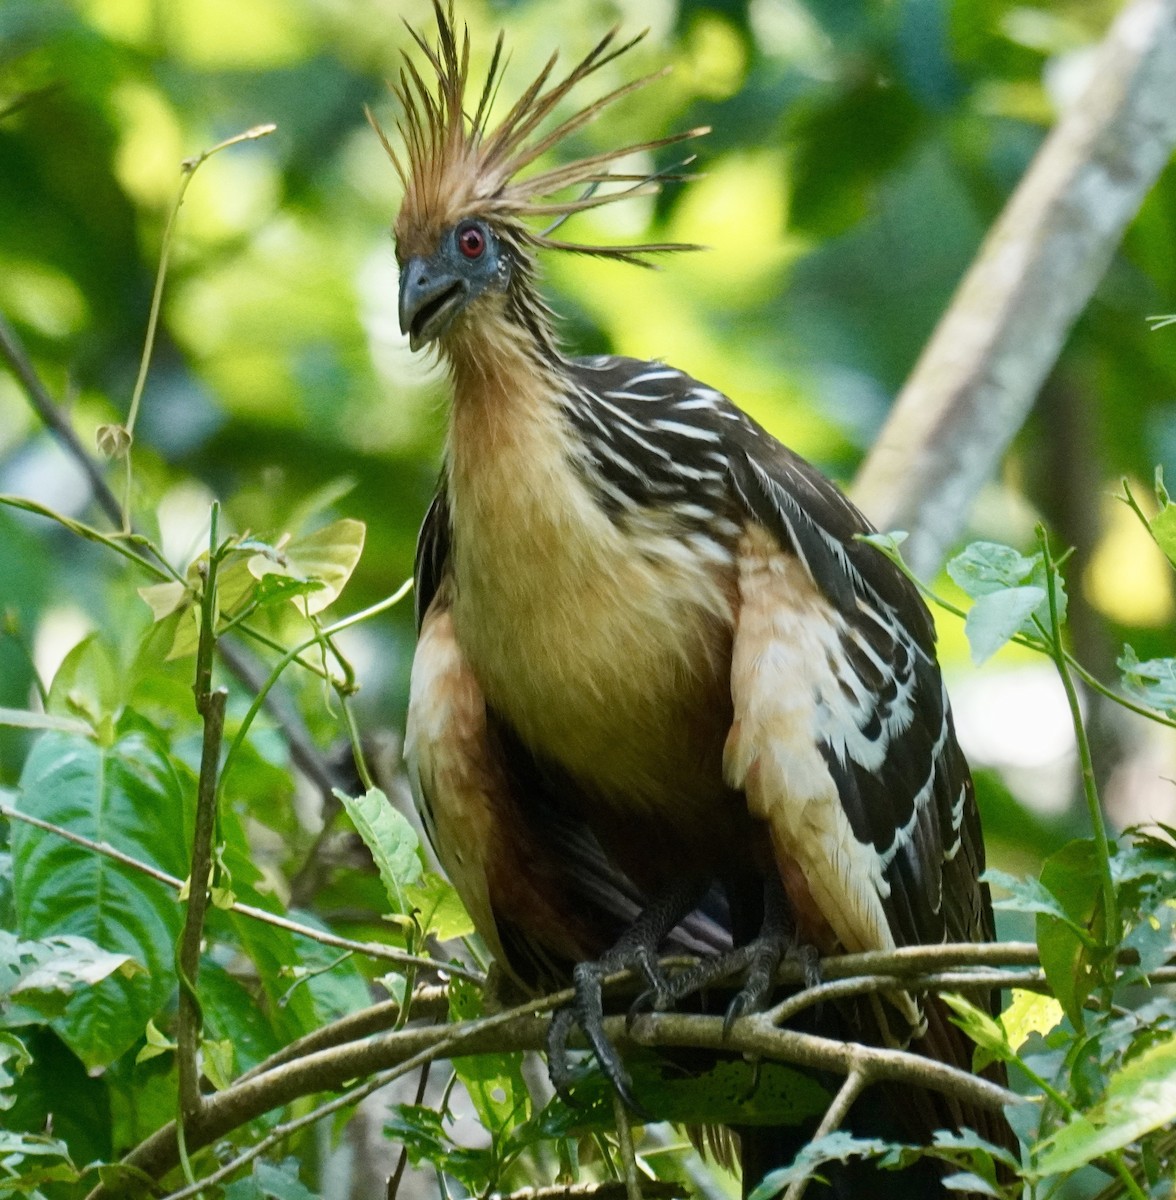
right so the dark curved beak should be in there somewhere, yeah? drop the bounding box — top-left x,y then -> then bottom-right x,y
399,255 -> 468,351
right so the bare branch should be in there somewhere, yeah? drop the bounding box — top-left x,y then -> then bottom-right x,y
853,0 -> 1176,574
83,958 -> 1030,1200
783,1062 -> 870,1200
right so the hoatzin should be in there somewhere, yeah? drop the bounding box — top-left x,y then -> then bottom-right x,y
377,4 -> 1013,1195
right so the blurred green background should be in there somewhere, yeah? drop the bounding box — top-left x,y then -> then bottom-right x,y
1,0 -> 1174,914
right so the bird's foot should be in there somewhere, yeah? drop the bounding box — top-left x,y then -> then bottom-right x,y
634,874 -> 821,1035
545,879 -> 705,1114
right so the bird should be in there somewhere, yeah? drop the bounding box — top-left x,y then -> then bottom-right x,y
375,3 -> 1014,1195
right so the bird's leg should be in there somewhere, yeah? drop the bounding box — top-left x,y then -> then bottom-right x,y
645,872 -> 820,1033
546,877 -> 708,1112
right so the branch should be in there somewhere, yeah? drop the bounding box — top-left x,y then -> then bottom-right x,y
83,947 -> 1049,1199
852,0 -> 1176,575
783,1062 -> 869,1200
176,673 -> 225,1118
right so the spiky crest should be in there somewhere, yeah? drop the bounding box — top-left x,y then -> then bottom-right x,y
369,0 -> 706,266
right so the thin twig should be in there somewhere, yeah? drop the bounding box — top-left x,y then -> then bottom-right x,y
782,1062 -> 870,1200
161,1043 -> 446,1200
1037,526 -> 1119,943
611,1092 -> 643,1200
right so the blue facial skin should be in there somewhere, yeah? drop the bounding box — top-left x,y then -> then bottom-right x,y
398,219 -> 513,350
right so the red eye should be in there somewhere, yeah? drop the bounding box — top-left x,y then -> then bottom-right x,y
457,225 -> 485,259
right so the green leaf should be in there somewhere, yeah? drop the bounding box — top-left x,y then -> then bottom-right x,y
448,977 -> 529,1135
384,1105 -> 495,1193
224,1160 -> 320,1200
1146,466 -> 1176,566
0,1131 -> 79,1196
11,727 -> 190,1069
947,542 -> 1040,596
947,541 -> 1065,644
45,633 -> 122,739
963,587 -> 1045,664
748,1132 -> 896,1200
248,518 -> 366,615
985,869 -> 1091,936
940,993 -> 1012,1060
333,787 -> 421,913
0,1032 -> 30,1111
0,931 -> 141,1025
201,1037 -> 234,1091
1000,989 -> 1062,1051
1033,1038 -> 1176,1174
0,708 -> 93,735
1035,840 -> 1113,1031
1117,645 -> 1176,715
404,871 -> 475,942
134,1017 -> 175,1065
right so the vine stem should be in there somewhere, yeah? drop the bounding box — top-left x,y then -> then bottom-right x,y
1036,526 -> 1119,944
118,124 -> 276,531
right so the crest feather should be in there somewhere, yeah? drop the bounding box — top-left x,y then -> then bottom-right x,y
370,0 -> 706,264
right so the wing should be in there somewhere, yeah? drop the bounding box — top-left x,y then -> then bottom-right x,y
722,431 -> 1011,1150
408,490 -> 727,991
723,431 -> 993,968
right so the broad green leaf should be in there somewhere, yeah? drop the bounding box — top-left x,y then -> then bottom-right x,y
1000,989 -> 1062,1051
449,977 -> 529,1135
748,1132 -> 895,1200
11,727 -> 190,1069
201,1037 -> 234,1090
962,586 -> 1044,664
0,1032 -> 30,1110
1118,645 -> 1176,715
947,541 -> 1065,640
947,542 -> 1040,597
136,580 -> 191,622
0,932 -> 141,1025
1035,840 -> 1113,1031
404,871 -> 475,942
45,633 -> 121,738
0,708 -> 93,736
1033,1038 -> 1176,1174
248,518 -> 366,615
224,1159 -> 321,1200
198,959 -> 282,1074
985,869 -> 1089,935
334,787 -> 422,913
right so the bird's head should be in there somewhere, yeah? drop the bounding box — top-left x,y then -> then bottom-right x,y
395,215 -> 514,352
370,0 -> 707,354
